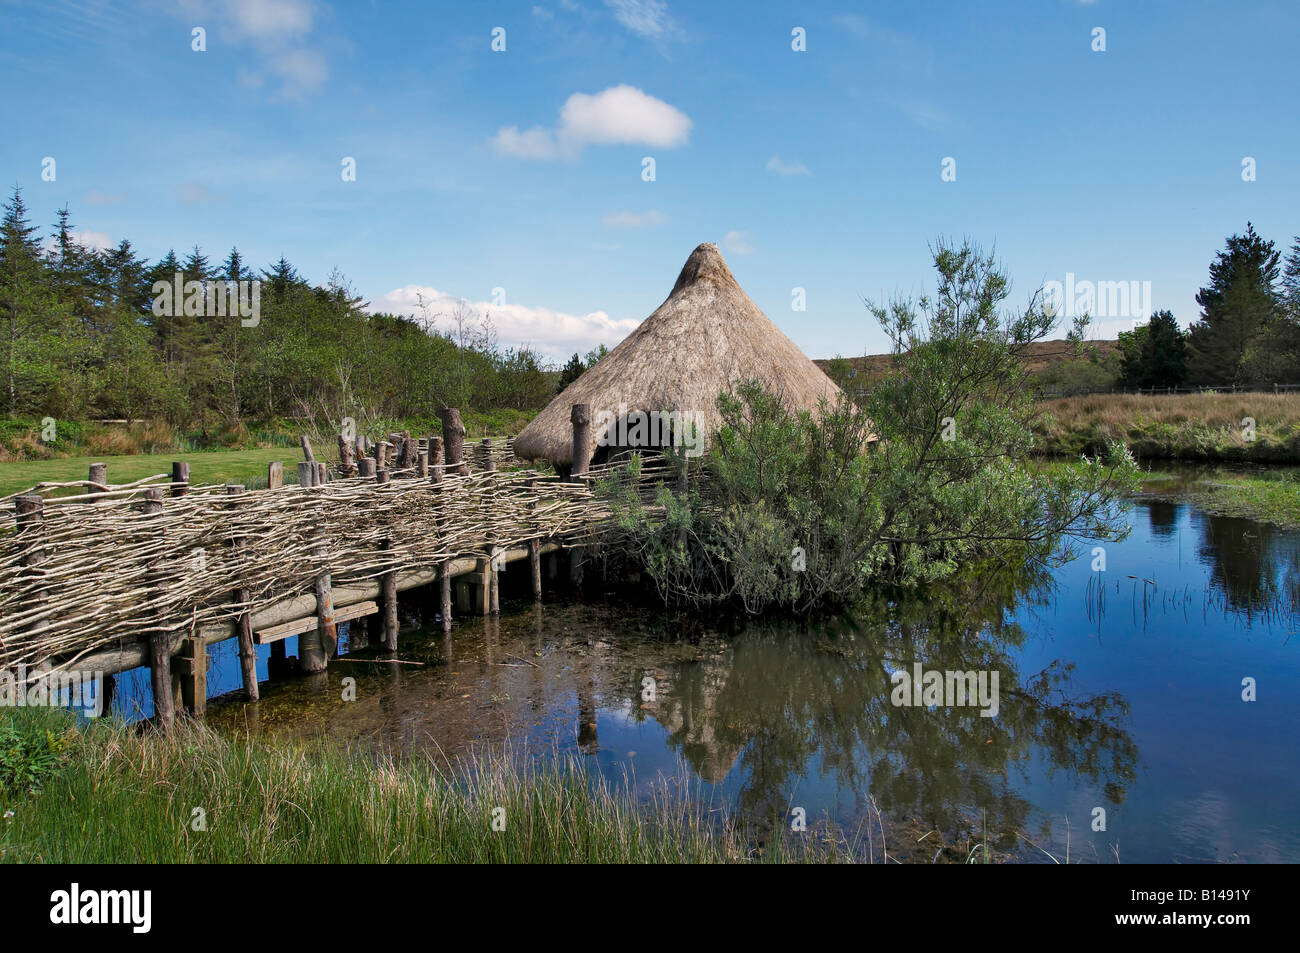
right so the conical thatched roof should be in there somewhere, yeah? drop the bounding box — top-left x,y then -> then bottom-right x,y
513,242 -> 841,466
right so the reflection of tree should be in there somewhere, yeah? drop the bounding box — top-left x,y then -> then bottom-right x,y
1193,510 -> 1298,617
642,564 -> 1137,847
1146,500 -> 1180,539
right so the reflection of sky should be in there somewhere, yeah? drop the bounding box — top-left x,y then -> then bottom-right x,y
105,501 -> 1300,864
1009,502 -> 1300,863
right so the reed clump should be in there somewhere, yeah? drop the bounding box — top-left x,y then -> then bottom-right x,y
0,711 -> 849,864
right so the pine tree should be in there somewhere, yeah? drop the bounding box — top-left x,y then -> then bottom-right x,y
262,256 -> 301,296
0,187 -> 49,414
555,352 -> 584,394
1121,310 -> 1187,389
1282,235 -> 1300,317
222,247 -> 245,282
1186,223 -> 1280,385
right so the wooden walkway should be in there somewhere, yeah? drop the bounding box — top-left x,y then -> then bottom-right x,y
0,407 -> 642,727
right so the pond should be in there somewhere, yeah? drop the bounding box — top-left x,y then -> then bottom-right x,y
110,493 -> 1300,863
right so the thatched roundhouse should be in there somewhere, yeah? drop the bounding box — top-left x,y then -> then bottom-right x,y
513,242 -> 841,470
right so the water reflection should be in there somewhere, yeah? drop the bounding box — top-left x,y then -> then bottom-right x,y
179,497 -> 1300,862
644,570 -> 1137,853
1193,509 -> 1300,618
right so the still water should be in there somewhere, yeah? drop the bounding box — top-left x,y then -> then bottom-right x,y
114,496 -> 1300,863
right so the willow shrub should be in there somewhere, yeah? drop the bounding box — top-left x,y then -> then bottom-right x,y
599,240 -> 1141,613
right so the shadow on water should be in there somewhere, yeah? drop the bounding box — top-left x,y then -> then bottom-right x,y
103,492 -> 1300,863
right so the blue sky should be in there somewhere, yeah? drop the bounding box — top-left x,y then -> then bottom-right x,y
1,0 -> 1297,360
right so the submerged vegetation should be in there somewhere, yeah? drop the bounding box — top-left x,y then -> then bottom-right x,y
1138,466 -> 1300,530
601,241 -> 1140,613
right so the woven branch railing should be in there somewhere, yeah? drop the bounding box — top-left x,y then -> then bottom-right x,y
0,463 -> 658,673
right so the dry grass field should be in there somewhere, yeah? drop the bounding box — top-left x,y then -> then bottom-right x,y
1034,391 -> 1300,462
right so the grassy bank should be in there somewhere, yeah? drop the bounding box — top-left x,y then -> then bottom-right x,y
1034,392 -> 1300,463
1037,456 -> 1300,530
0,408 -> 538,465
1138,467 -> 1300,530
0,447 -> 302,498
0,710 -> 843,864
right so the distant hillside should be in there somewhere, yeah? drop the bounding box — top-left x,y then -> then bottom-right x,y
815,340 -> 1120,387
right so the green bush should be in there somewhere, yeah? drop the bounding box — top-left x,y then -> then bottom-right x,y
0,711 -> 75,797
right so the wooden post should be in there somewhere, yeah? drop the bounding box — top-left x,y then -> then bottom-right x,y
489,552 -> 500,615
380,540 -> 398,652
294,470 -> 333,672
171,461 -> 190,497
15,495 -> 48,635
570,546 -> 585,589
358,457 -> 376,478
268,460 -> 283,489
269,640 -> 288,679
481,437 -> 494,472
399,430 -> 413,470
141,488 -> 175,729
571,403 -> 592,480
225,485 -> 258,701
297,541 -> 329,673
87,462 -> 107,494
300,434 -> 315,462
377,441 -> 393,472
475,557 -> 491,616
337,434 -> 356,478
416,451 -> 429,478
315,461 -> 327,485
439,408 -> 466,475
312,533 -> 338,662
528,477 -> 542,601
431,459 -> 452,632
375,468 -> 391,484
177,635 -> 207,717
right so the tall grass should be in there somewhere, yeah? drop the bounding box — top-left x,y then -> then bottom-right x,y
1035,392 -> 1300,462
0,712 -> 851,864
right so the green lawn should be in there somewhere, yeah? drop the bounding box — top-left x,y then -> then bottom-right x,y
0,447 -> 306,498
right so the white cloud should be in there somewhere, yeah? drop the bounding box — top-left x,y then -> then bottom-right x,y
765,156 -> 810,176
605,0 -> 679,39
884,95 -> 956,133
73,230 -> 114,252
494,85 -> 692,159
371,285 -> 639,361
602,210 -> 667,227
494,125 -> 561,160
84,189 -> 126,205
724,230 -> 755,256
270,48 -> 327,94
43,230 -> 113,254
171,0 -> 325,97
177,181 -> 226,204
226,0 -> 313,42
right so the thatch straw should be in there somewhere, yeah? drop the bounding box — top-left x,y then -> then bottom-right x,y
513,242 -> 841,466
